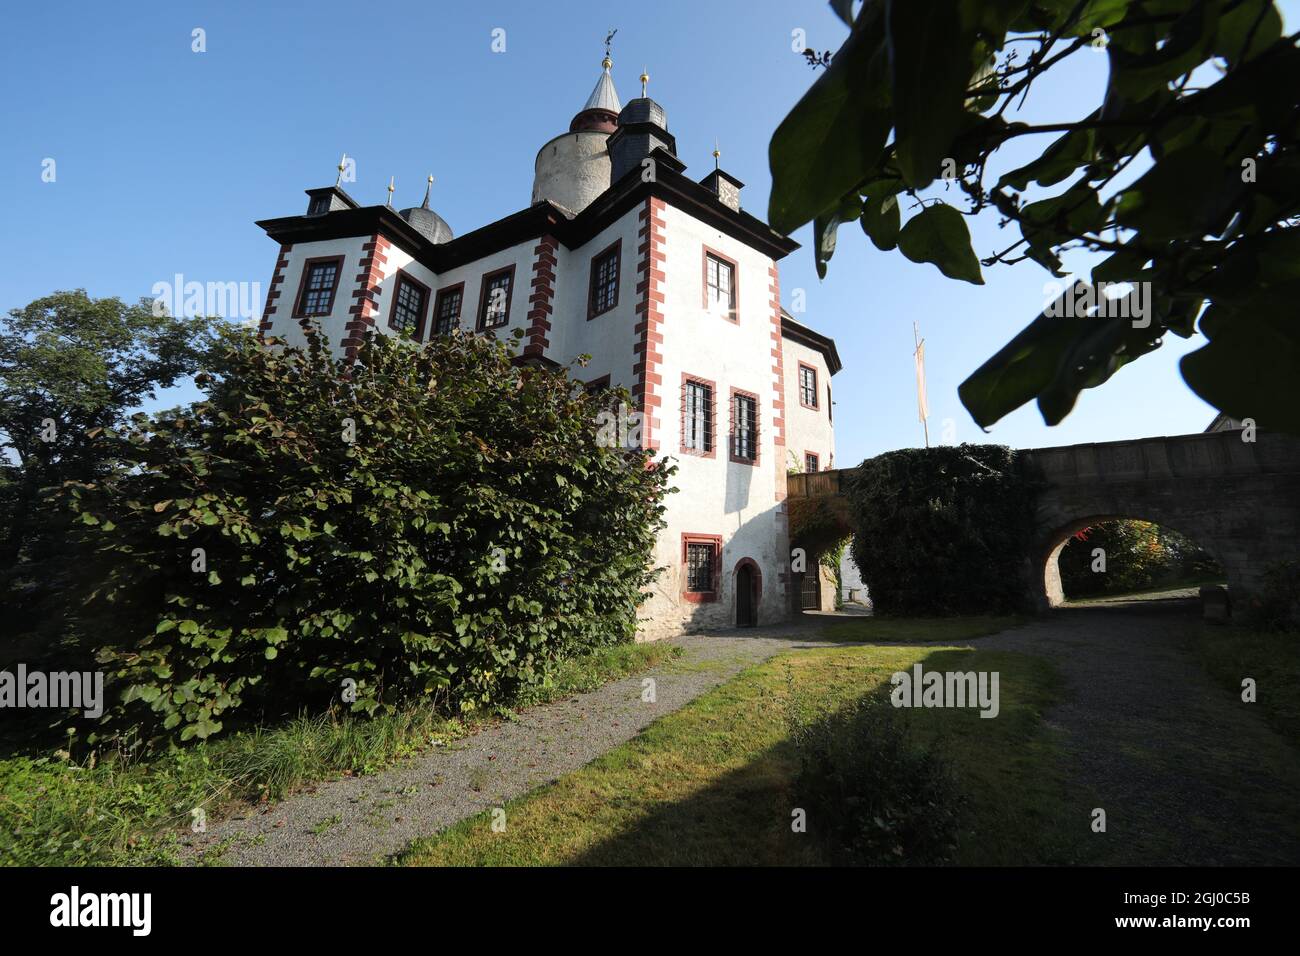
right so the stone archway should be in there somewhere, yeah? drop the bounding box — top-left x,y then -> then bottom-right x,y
1038,514 -> 1227,609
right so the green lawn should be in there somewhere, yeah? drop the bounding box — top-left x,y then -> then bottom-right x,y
1196,624 -> 1300,745
0,641 -> 679,866
397,641 -> 1083,866
816,614 -> 1025,644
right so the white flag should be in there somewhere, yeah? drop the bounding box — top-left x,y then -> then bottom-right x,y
915,340 -> 929,423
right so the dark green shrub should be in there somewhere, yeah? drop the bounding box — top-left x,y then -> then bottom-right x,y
1250,560 -> 1300,632
845,444 -> 1036,614
790,694 -> 964,865
58,326 -> 669,746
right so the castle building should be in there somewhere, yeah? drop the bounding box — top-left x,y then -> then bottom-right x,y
254,54 -> 842,637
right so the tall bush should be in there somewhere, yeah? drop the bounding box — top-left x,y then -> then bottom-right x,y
845,444 -> 1035,615
59,327 -> 669,745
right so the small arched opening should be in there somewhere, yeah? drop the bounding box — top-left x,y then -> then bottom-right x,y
733,558 -> 762,628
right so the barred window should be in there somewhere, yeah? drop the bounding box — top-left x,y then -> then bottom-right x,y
478,268 -> 513,330
683,380 -> 714,453
686,542 -> 716,593
433,286 -> 463,335
732,393 -> 757,462
799,364 -> 818,408
297,259 -> 341,316
705,252 -> 735,317
390,276 -> 427,337
590,245 -> 620,317
805,453 -> 820,473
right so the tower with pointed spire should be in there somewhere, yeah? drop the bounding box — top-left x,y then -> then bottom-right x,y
530,49 -> 626,215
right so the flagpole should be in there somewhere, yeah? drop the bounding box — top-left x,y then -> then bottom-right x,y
914,321 -> 930,449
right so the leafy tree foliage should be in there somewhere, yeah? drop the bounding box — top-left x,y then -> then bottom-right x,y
770,1 -> 1300,431
845,444 -> 1036,614
0,291 -> 221,648
1057,518 -> 1221,596
58,327 -> 669,745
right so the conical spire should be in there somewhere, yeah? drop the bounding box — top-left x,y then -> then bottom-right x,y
570,51 -> 622,133
583,59 -> 622,114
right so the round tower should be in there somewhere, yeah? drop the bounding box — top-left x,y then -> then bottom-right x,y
531,55 -> 621,216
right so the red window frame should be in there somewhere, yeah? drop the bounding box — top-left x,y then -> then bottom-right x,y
431,282 -> 465,336
476,264 -> 516,331
798,362 -> 819,409
680,372 -> 718,459
702,246 -> 739,323
587,239 -> 621,319
682,533 -> 723,603
387,269 -> 431,340
805,451 -> 820,473
292,255 -> 345,319
729,387 -> 760,465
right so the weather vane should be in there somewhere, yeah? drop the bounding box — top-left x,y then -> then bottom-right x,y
386,176 -> 395,207
335,152 -> 348,187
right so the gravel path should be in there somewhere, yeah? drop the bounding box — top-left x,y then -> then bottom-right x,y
981,598 -> 1300,865
183,624 -> 843,866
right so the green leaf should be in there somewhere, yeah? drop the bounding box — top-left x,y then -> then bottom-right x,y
768,11 -> 892,233
1181,306 -> 1300,432
861,192 -> 901,250
887,0 -> 975,189
897,204 -> 983,284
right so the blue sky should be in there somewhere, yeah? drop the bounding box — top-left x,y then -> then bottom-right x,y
3,0 -> 1292,465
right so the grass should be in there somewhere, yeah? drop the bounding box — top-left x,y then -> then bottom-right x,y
815,614 -> 1025,644
1195,624 -> 1300,745
396,642 -> 1083,866
1062,576 -> 1225,606
0,640 -> 679,866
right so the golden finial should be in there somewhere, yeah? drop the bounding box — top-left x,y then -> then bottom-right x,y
386,176 -> 395,207
713,139 -> 721,170
335,152 -> 348,187
640,67 -> 649,98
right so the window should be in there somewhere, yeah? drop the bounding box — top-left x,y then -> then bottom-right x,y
704,249 -> 737,319
432,284 -> 464,335
307,195 -> 330,216
827,383 -> 833,423
294,257 -> 344,318
585,375 -> 611,396
805,452 -> 820,473
588,241 -> 621,318
682,533 -> 722,601
686,543 -> 716,593
682,377 -> 715,456
730,390 -> 758,464
799,363 -> 819,409
388,272 -> 429,339
477,265 -> 515,330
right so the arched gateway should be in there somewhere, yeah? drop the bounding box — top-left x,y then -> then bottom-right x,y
787,429 -> 1300,613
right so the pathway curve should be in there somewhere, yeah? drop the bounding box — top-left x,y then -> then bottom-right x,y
183,624 -> 842,866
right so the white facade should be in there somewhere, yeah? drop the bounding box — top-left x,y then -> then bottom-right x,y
255,60 -> 842,638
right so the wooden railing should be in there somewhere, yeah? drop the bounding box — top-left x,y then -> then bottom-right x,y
787,469 -> 845,499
